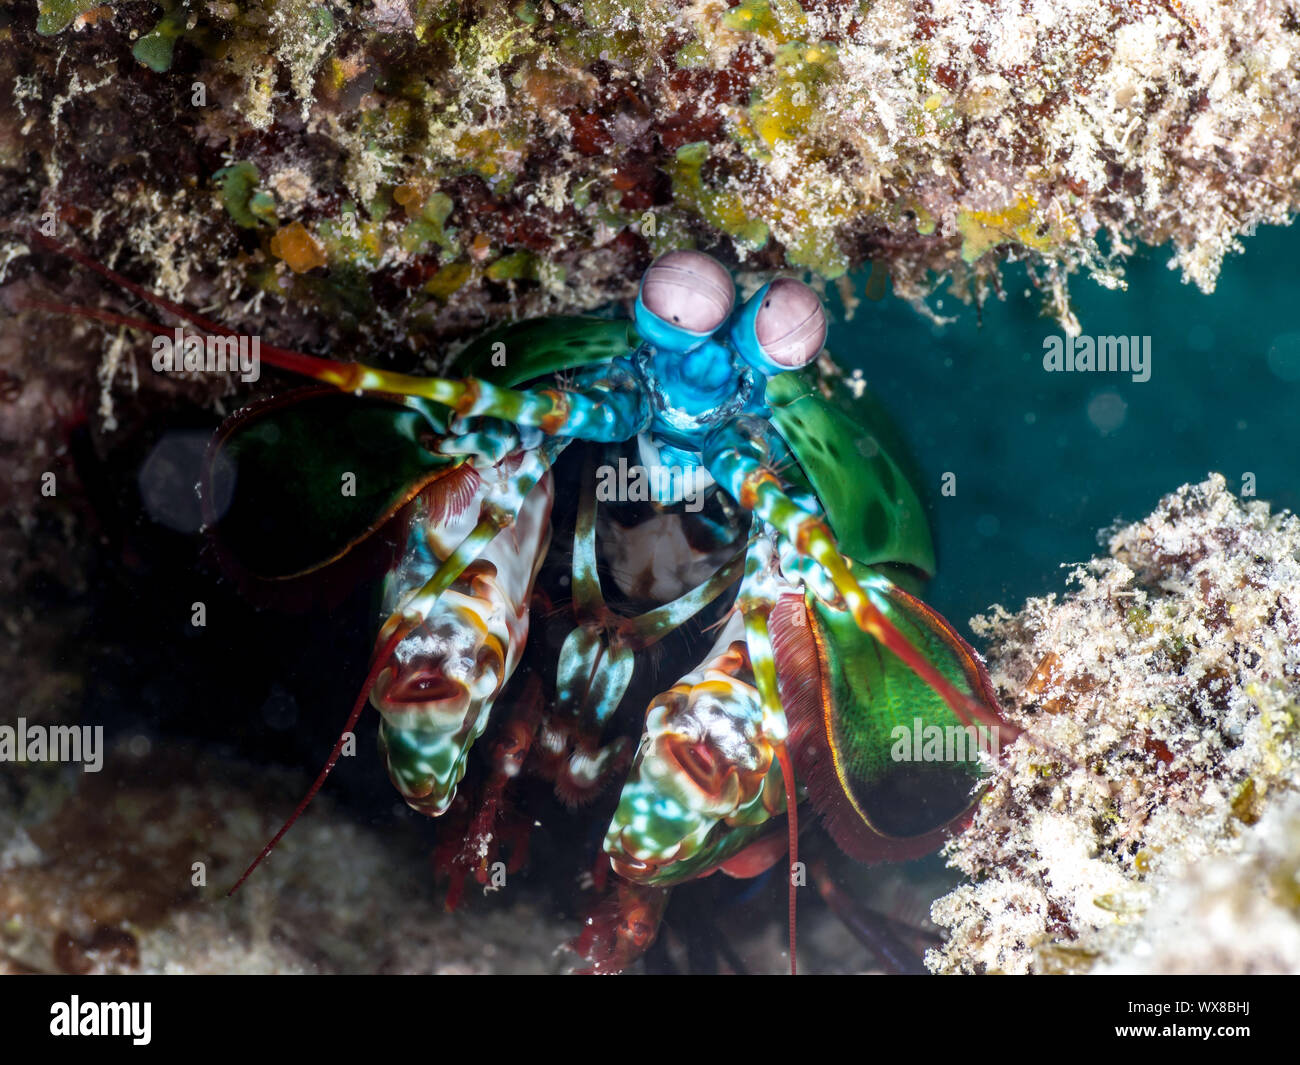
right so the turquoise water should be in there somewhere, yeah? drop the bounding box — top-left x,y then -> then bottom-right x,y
828,223 -> 1300,632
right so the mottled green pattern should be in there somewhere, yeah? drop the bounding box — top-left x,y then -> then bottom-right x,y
638,814 -> 778,887
607,763 -> 785,887
453,317 -> 635,386
767,369 -> 936,577
378,716 -> 478,815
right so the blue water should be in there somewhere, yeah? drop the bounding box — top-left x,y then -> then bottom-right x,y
827,222 -> 1300,633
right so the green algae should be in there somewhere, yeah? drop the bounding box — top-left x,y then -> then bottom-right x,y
133,2 -> 191,73
35,0 -> 104,36
485,250 -> 537,281
746,41 -> 838,154
397,189 -> 458,257
782,222 -> 849,279
723,0 -> 808,42
318,207 -> 385,270
425,261 -> 475,300
214,162 -> 278,230
956,196 -> 1075,265
20,0 -> 1294,337
668,142 -> 769,251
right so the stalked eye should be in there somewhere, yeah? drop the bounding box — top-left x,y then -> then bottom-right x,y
752,278 -> 826,368
635,250 -> 734,349
730,276 -> 829,375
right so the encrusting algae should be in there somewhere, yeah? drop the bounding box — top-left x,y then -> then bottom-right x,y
929,475 -> 1300,975
3,0 -> 1298,345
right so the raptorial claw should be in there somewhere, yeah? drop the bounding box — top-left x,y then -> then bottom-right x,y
603,610 -> 788,887
376,468 -> 554,817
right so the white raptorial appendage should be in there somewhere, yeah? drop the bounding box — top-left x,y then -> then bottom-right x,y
373,457 -> 554,816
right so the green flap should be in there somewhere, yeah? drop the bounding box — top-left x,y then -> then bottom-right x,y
767,368 -> 936,577
810,583 -> 996,839
453,316 -> 635,386
205,388 -> 459,579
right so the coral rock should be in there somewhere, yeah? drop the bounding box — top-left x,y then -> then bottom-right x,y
929,475 -> 1300,974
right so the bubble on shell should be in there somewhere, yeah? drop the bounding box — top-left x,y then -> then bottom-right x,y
754,278 -> 827,368
640,250 -> 734,334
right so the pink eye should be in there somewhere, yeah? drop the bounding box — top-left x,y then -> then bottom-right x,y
754,278 -> 827,368
639,250 -> 734,335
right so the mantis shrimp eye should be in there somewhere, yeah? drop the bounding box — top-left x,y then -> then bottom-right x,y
732,277 -> 828,375
634,250 -> 734,351
755,279 -> 826,367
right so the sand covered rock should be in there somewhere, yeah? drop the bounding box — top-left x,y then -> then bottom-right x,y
0,742 -> 574,974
